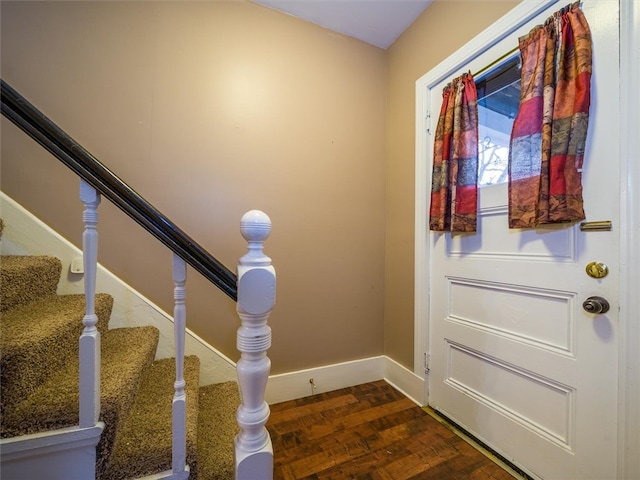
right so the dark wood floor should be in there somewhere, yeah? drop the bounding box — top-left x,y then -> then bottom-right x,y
267,380 -> 517,480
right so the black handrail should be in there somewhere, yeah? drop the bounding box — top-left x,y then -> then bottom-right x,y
1,79 -> 237,301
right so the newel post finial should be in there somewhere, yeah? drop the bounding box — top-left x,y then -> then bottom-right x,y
235,210 -> 275,480
240,209 -> 272,262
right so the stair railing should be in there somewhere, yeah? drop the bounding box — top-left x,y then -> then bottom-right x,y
1,79 -> 274,480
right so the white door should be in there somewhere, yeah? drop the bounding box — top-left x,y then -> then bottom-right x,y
425,1 -> 620,479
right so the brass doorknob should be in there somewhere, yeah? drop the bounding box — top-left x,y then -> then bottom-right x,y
583,296 -> 610,314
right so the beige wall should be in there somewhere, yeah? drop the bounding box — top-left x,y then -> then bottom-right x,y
0,0 -> 387,374
1,0 -> 521,376
384,0 -> 520,369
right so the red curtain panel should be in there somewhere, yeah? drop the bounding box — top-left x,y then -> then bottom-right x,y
429,73 -> 479,232
508,2 -> 593,228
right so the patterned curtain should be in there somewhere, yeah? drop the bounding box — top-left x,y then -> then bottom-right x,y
429,72 -> 479,232
508,2 -> 592,228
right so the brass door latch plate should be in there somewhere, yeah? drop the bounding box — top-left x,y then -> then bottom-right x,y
580,221 -> 612,232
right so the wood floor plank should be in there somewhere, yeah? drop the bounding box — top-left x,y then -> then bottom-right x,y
303,399 -> 415,441
271,393 -> 397,437
269,394 -> 360,425
268,381 -> 518,480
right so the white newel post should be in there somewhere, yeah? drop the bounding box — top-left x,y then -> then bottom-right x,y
171,255 -> 189,479
235,210 -> 275,480
79,180 -> 101,428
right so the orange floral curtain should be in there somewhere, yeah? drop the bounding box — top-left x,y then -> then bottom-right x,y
429,72 -> 479,232
508,2 -> 593,228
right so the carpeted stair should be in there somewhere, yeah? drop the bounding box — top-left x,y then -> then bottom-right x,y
0,247 -> 239,479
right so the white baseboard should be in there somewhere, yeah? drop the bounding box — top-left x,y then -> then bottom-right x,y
266,355 -> 425,405
0,191 -> 236,386
383,355 -> 426,406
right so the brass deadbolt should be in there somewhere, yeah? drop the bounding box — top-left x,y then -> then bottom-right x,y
585,261 -> 609,279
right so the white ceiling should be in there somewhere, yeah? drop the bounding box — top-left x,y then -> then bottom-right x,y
251,0 -> 433,49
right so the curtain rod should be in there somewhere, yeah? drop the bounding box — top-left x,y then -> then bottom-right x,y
473,1 -> 583,79
473,45 -> 520,79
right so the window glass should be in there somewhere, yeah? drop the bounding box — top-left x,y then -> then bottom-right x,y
475,55 -> 521,186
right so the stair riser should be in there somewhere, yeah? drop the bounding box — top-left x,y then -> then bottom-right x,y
1,256 -> 62,313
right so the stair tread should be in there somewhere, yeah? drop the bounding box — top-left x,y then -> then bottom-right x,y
2,326 -> 159,478
1,293 -> 112,346
0,293 -> 113,415
105,356 -> 200,480
197,382 -> 240,480
1,255 -> 62,312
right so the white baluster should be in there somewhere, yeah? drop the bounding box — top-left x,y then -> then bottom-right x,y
79,180 -> 101,428
172,254 -> 189,478
235,210 -> 275,480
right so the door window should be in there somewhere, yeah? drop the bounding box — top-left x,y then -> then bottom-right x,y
475,55 -> 521,187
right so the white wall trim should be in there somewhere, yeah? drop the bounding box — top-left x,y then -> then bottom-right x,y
266,355 -> 425,405
618,0 -> 640,478
0,423 -> 104,480
266,356 -> 384,404
383,355 -> 425,406
0,424 -> 104,460
414,0 -> 559,407
0,191 -> 237,386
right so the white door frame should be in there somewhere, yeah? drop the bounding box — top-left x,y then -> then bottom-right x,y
413,1 -> 639,478
617,1 -> 640,478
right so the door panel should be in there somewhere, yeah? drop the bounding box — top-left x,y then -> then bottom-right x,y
427,2 -> 620,479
